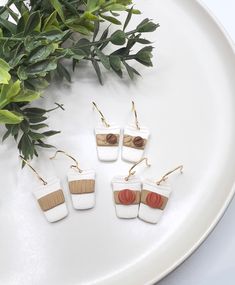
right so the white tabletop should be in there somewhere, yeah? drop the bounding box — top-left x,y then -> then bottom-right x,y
158,1 -> 235,284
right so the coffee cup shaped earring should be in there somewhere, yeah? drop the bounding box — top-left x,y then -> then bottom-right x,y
122,101 -> 150,163
50,150 -> 96,210
93,102 -> 121,162
19,156 -> 68,223
111,158 -> 151,219
138,165 -> 183,224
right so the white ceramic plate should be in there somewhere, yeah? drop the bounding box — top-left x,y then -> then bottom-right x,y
0,0 -> 235,284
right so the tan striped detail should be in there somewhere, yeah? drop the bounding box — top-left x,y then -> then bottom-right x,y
69,179 -> 95,194
96,134 -> 119,146
38,190 -> 65,212
123,135 -> 147,150
114,190 -> 140,205
141,190 -> 168,210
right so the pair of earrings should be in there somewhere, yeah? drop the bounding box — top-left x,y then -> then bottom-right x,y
111,158 -> 183,224
93,101 -> 150,162
20,150 -> 96,223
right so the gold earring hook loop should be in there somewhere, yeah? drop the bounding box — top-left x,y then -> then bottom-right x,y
19,155 -> 47,186
132,101 -> 140,130
92,102 -> 110,128
50,150 -> 83,173
156,165 -> 183,185
125,157 -> 151,181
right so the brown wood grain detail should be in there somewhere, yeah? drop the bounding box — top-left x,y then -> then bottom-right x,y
123,135 -> 147,150
38,190 -> 65,212
96,134 -> 119,146
114,190 -> 140,205
141,190 -> 168,210
69,179 -> 95,194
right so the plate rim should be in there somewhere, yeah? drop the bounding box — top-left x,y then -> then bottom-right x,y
147,0 -> 235,283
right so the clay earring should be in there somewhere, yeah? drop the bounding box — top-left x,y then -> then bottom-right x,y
122,101 -> 150,163
138,165 -> 183,224
93,102 -> 121,161
50,150 -> 96,210
19,155 -> 68,223
111,158 -> 151,219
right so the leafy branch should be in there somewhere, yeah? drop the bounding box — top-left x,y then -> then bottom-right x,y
0,0 -> 159,161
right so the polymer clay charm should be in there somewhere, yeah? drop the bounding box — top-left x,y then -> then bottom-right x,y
95,124 -> 121,161
50,150 -> 96,210
138,179 -> 171,224
93,102 -> 120,161
112,175 -> 141,219
19,155 -> 68,223
122,124 -> 150,162
67,168 -> 96,210
34,177 -> 68,223
122,101 -> 150,162
138,165 -> 183,224
111,157 -> 151,219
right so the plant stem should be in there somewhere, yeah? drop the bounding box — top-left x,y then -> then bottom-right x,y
0,37 -> 22,41
77,28 -> 138,48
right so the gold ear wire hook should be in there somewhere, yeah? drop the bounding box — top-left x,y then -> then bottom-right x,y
132,101 -> 140,130
19,155 -> 47,186
156,165 -> 183,185
50,150 -> 83,173
92,102 -> 110,128
125,157 -> 151,181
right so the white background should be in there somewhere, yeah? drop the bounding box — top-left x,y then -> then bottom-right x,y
158,1 -> 235,284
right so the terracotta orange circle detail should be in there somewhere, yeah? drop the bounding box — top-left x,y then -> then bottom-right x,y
146,192 -> 163,209
118,189 -> 136,205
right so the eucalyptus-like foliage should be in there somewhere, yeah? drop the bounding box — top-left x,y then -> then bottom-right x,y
0,0 -> 159,160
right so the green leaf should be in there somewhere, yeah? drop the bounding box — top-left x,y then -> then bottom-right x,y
57,62 -> 71,82
20,120 -> 30,133
24,107 -> 46,116
95,47 -> 110,69
67,23 -> 90,35
28,116 -> 47,124
123,6 -> 133,31
104,4 -> 127,11
0,58 -> 11,84
92,58 -> 102,85
135,46 -> 153,66
30,123 -> 48,130
20,59 -> 58,77
109,55 -> 122,71
24,78 -> 49,91
23,11 -> 40,36
28,44 -> 57,64
135,38 -> 152,44
0,17 -> 17,34
75,38 -> 91,56
100,14 -> 122,25
137,18 -> 159,33
82,11 -> 99,21
71,48 -> 87,60
110,30 -> 126,45
40,30 -> 68,41
43,130 -> 60,137
42,11 -> 59,32
0,110 -> 23,124
50,0 -> 65,22
123,61 -> 140,79
6,80 -> 21,100
87,0 -> 99,11
35,141 -> 55,148
13,89 -> 41,103
18,133 -> 34,159
28,131 -> 45,140
2,129 -> 11,142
